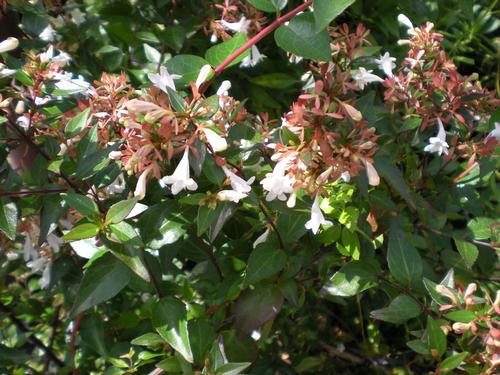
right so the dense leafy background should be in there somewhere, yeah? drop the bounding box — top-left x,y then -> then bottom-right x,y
0,1 -> 498,374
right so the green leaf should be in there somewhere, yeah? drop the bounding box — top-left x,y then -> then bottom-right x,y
71,253 -> 131,316
152,297 -> 193,363
166,86 -> 187,112
216,362 -> 252,375
65,108 -> 91,138
370,295 -> 421,324
197,204 -> 222,236
274,13 -> 331,61
166,55 -> 210,88
63,223 -> 100,242
467,217 -> 494,240
313,0 -> 356,32
39,194 -> 68,245
248,0 -> 287,12
322,260 -> 379,297
131,332 -> 164,347
373,156 -> 416,210
143,43 -> 162,64
77,124 -> 98,160
453,238 -> 478,269
156,357 -> 182,372
63,193 -> 99,216
440,352 -> 469,372
205,33 -> 249,68
95,45 -> 124,71
250,73 -> 298,89
427,316 -> 446,358
106,197 -> 140,224
276,211 -> 309,244
75,147 -> 113,180
80,314 -> 108,356
444,310 -> 475,323
387,221 -> 422,286
234,284 -> 284,334
189,320 -> 216,365
0,199 -> 17,240
406,340 -> 430,355
245,245 -> 286,285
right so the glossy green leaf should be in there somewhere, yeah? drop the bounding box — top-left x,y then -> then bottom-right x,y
0,199 -> 17,240
152,297 -> 193,363
106,197 -> 140,224
189,320 -> 216,365
245,245 -> 286,285
444,310 -> 475,323
248,0 -> 287,12
467,217 -> 494,240
313,0 -> 356,32
62,223 -> 100,242
454,238 -> 478,269
65,108 -> 91,138
71,253 -> 131,316
387,222 -> 422,286
216,362 -> 252,375
440,352 -> 469,372
427,316 -> 446,357
131,332 -> 164,347
274,13 -> 331,61
63,192 -> 99,216
370,295 -> 421,324
166,55 -> 210,88
374,156 -> 416,210
205,33 -> 249,68
322,260 -> 380,297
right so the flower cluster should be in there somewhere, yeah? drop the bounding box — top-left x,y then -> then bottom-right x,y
436,283 -> 500,372
383,16 -> 499,160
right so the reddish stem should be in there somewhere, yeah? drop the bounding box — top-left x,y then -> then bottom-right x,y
0,188 -> 67,197
199,0 -> 313,94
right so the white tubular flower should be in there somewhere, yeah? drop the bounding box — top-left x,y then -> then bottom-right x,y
352,67 -> 384,90
195,64 -> 213,88
39,262 -> 51,289
216,80 -> 231,108
34,96 -> 51,106
126,99 -> 162,113
160,148 -> 198,195
363,160 -> 380,186
374,52 -> 396,77
486,122 -> 500,141
203,128 -> 227,152
424,118 -> 449,156
216,190 -> 247,203
39,45 -> 54,63
340,171 -> 351,183
70,8 -> 86,25
52,50 -> 72,66
260,159 -> 294,202
148,66 -> 181,93
305,194 -> 333,234
23,234 -> 37,262
253,228 -> 270,248
397,14 -> 414,30
46,233 -> 63,253
39,24 -> 56,42
220,17 -> 251,34
240,45 -> 266,68
216,80 -> 231,96
0,37 -> 19,53
0,63 -> 16,78
53,72 -> 90,93
222,166 -> 255,194
134,168 -> 151,200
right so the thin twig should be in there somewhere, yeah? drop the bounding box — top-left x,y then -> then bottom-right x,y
70,314 -> 83,375
191,226 -> 224,280
258,201 -> 285,249
0,188 -> 67,197
0,301 -> 64,367
417,224 -> 498,250
198,0 -> 313,94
